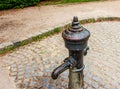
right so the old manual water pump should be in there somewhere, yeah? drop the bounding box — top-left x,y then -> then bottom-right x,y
51,16 -> 90,89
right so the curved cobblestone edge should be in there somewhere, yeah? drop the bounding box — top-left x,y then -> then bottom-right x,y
0,16 -> 120,55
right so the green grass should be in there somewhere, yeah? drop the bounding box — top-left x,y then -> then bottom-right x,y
0,0 -> 41,10
61,0 -> 103,3
40,0 -> 105,5
0,17 -> 120,55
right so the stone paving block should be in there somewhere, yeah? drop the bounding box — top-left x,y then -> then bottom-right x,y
98,87 -> 104,89
104,84 -> 110,89
92,76 -> 99,82
92,82 -> 98,88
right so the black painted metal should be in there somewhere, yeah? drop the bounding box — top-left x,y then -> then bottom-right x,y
51,16 -> 90,89
51,56 -> 76,79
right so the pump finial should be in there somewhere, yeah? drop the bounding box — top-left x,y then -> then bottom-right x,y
72,16 -> 81,30
73,16 -> 79,22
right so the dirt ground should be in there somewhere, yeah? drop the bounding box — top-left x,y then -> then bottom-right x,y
0,0 -> 120,44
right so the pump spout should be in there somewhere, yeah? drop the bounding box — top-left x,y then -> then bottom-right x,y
51,62 -> 69,79
51,56 -> 76,80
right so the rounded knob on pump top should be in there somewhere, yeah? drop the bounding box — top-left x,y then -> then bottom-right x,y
62,16 -> 90,50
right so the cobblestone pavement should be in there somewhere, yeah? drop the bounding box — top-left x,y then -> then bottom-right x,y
0,22 -> 120,89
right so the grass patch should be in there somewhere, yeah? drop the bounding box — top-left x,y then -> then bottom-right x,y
61,0 -> 104,3
40,0 -> 105,5
0,17 -> 120,55
0,0 -> 41,10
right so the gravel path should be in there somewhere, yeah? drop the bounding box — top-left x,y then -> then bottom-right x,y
0,22 -> 120,89
0,0 -> 120,47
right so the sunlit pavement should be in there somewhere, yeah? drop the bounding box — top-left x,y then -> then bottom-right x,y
0,22 -> 120,89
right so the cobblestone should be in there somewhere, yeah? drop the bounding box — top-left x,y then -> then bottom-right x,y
0,22 -> 120,89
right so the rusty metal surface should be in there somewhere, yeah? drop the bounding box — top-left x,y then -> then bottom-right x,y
62,17 -> 90,51
52,17 -> 90,89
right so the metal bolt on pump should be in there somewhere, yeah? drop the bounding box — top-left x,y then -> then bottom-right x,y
51,16 -> 90,89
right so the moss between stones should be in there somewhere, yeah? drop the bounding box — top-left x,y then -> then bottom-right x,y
0,17 -> 120,55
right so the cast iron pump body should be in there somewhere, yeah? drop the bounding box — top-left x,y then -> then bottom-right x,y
51,16 -> 90,89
